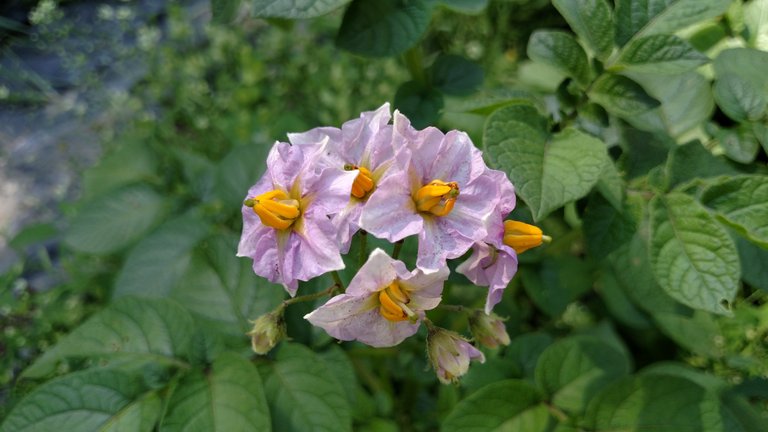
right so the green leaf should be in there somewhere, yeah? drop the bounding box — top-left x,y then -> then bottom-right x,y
215,143 -> 270,209
461,357 -> 522,395
527,30 -> 592,86
429,54 -> 483,96
252,0 -> 350,18
714,48 -> 768,98
615,0 -> 732,47
113,214 -> 210,298
169,233 -> 283,340
260,343 -> 351,432
552,0 -> 614,60
596,158 -> 624,210
585,374 -> 766,432
438,0 -> 488,14
756,123 -> 768,154
614,34 -> 708,74
0,369 -> 160,432
483,105 -> 608,220
745,0 -> 768,50
701,175 -> 768,247
598,266 -> 653,329
623,70 -> 713,137
609,234 -> 676,314
649,193 -> 740,315
653,308 -> 723,357
535,336 -> 631,414
82,143 -> 157,200
505,332 -> 554,379
9,222 -> 57,250
619,125 -> 673,179
588,73 -> 660,119
522,256 -> 594,317
171,253 -> 282,340
211,0 -> 240,23
583,193 -> 636,260
715,126 -> 760,164
666,140 -> 738,188
64,185 -> 166,255
737,235 -> 768,292
394,80 -> 444,129
23,297 -> 194,378
336,0 -> 435,57
714,74 -> 767,122
161,352 -> 270,431
317,346 -> 359,411
609,236 -> 724,357
443,380 -> 553,432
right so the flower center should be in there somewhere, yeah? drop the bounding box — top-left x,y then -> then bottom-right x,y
378,281 -> 414,322
502,220 -> 550,254
244,190 -> 301,230
344,164 -> 375,199
413,180 -> 459,216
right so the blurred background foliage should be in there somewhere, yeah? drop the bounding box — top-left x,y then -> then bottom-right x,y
1,0 -> 768,431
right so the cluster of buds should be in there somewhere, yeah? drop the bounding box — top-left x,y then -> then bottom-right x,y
238,103 -> 548,383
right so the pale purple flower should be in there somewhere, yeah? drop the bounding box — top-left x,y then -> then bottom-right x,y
457,169 -> 518,313
288,103 -> 398,252
304,248 -> 448,347
237,141 -> 357,295
427,327 -> 485,384
360,113 -> 504,272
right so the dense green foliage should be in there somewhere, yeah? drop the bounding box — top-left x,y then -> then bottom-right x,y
2,0 -> 768,430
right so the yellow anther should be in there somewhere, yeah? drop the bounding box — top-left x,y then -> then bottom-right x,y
346,165 -> 375,199
379,290 -> 408,322
385,281 -> 410,304
502,220 -> 551,254
413,180 -> 459,216
245,189 -> 301,230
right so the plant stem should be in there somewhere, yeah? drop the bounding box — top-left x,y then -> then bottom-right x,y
331,270 -> 345,291
283,283 -> 338,306
392,239 -> 404,259
403,45 -> 427,87
436,304 -> 469,313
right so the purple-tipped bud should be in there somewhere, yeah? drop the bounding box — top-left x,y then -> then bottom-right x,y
247,309 -> 286,355
469,311 -> 510,349
427,327 -> 485,384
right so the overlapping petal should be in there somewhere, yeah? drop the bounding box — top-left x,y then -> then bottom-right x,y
305,248 -> 448,347
238,141 -> 355,295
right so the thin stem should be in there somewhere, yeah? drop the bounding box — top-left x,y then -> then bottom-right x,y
283,284 -> 338,306
436,304 -> 469,313
545,402 -> 569,422
359,230 -> 368,267
331,270 -> 345,291
403,45 -> 427,87
392,240 -> 404,259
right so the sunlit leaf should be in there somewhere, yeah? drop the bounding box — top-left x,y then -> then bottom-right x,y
553,0 -> 614,59
1,369 -> 160,432
649,193 -> 739,315
23,297 -> 194,378
161,353 -> 270,431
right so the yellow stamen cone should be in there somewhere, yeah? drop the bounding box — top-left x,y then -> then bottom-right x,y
414,180 -> 459,216
502,220 -> 549,254
245,189 -> 301,230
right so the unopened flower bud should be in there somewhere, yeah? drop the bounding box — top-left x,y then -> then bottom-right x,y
427,327 -> 485,384
469,311 -> 510,349
247,309 -> 286,355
